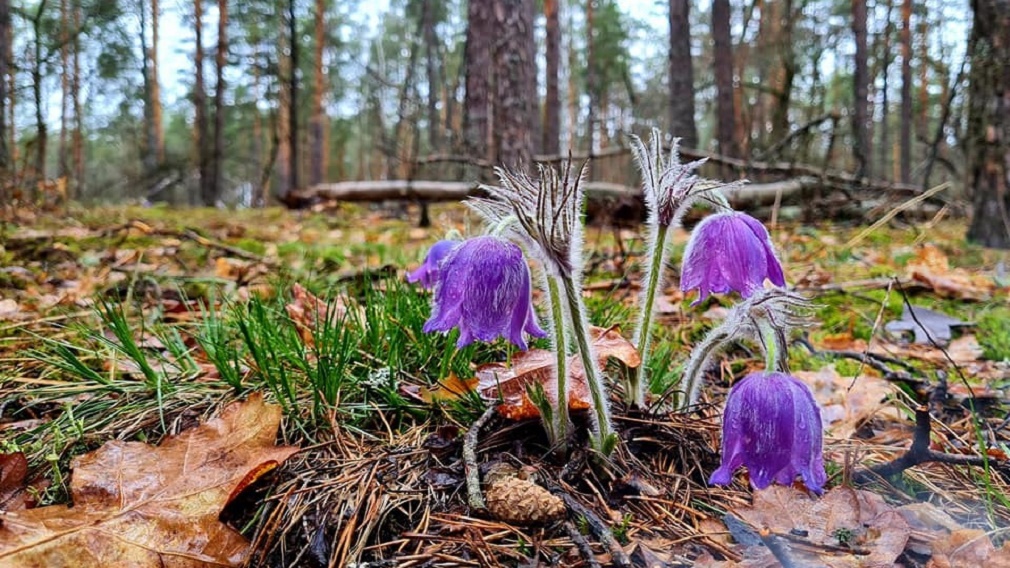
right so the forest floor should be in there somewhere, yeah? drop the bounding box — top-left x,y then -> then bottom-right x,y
1,202 -> 1010,567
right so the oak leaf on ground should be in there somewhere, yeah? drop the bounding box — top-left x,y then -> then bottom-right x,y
0,393 -> 298,568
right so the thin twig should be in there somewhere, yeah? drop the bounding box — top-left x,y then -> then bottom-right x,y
464,404 -> 497,511
564,520 -> 602,568
555,491 -> 632,568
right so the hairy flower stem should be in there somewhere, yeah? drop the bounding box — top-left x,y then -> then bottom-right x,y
757,319 -> 780,373
678,326 -> 731,411
546,276 -> 570,451
561,276 -> 615,454
631,223 -> 670,407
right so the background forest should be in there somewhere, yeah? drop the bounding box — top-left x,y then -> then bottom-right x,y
0,0 -> 978,215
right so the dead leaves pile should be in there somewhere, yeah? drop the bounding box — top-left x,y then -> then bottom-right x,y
700,486 -> 1010,567
0,394 -> 297,567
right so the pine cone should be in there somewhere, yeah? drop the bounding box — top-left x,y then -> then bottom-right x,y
485,473 -> 565,525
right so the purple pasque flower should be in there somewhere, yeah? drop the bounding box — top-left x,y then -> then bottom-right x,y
710,371 -> 827,493
407,240 -> 458,289
681,211 -> 786,303
423,235 -> 547,350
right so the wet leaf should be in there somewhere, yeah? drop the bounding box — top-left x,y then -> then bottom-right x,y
0,394 -> 298,567
401,372 -> 479,405
476,326 -> 640,421
719,486 -> 911,567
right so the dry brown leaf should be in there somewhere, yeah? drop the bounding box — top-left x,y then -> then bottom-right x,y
794,366 -> 901,440
0,394 -> 298,567
926,529 -> 1010,568
285,283 -> 352,345
400,372 -> 479,405
0,298 -> 27,321
476,326 -> 640,421
907,245 -> 994,301
726,486 -> 910,568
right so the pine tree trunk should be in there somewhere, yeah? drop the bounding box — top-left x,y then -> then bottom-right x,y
140,0 -> 157,175
494,0 -> 535,168
542,0 -> 560,155
310,0 -> 326,185
876,0 -> 893,180
422,0 -> 440,152
209,0 -> 228,205
194,0 -> 210,205
464,0 -> 494,167
287,0 -> 300,195
277,10 -> 293,199
713,0 -> 738,160
966,0 -> 1010,248
151,0 -> 163,162
72,0 -> 82,196
59,0 -> 69,178
917,9 -> 929,144
32,6 -> 47,191
667,0 -> 696,147
585,0 -> 596,158
899,0 -> 912,184
7,4 -> 15,171
0,0 -> 7,180
852,0 -> 870,179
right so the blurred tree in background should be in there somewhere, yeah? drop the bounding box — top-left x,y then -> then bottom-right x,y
1,0 -> 1004,247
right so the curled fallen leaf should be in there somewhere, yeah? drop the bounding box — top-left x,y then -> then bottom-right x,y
0,393 -> 298,568
477,326 -> 640,421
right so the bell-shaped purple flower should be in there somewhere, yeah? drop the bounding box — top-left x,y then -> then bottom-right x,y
710,371 -> 827,493
422,236 -> 547,350
681,212 -> 786,303
407,240 -> 458,289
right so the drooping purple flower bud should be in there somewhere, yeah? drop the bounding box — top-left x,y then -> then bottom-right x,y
422,236 -> 547,350
406,240 -> 459,289
710,371 -> 827,493
681,211 -> 786,303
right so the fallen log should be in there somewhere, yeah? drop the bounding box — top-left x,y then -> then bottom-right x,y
306,177 -> 817,208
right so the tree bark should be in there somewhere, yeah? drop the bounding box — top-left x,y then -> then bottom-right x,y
151,0 -> 163,162
422,0 -> 440,152
139,0 -> 156,175
0,0 -> 7,179
965,0 -> 1010,248
59,0 -> 69,178
876,0 -> 894,180
464,0 -> 494,166
899,0 -> 912,184
310,0 -> 326,185
542,0 -> 561,155
194,0 -> 210,205
277,8 -> 292,198
494,0 -> 536,167
586,0 -> 597,157
852,0 -> 870,179
287,0 -> 300,196
667,0 -> 697,147
712,0 -> 738,161
208,0 -> 228,205
32,2 -> 48,191
72,0 -> 82,196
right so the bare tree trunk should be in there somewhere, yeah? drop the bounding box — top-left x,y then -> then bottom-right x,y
59,0 -> 69,178
768,0 -> 797,145
287,0 -> 300,196
194,0 -> 210,205
713,0 -> 738,162
151,0 -> 163,162
899,0 -> 912,184
542,0 -> 560,155
876,0 -> 894,180
966,0 -> 1010,248
208,0 -> 228,205
667,0 -> 697,147
72,0 -> 82,196
310,0 -> 326,185
139,0 -> 157,175
917,8 -> 929,143
0,0 -> 8,180
585,0 -> 596,159
494,0 -> 536,168
6,4 -> 15,172
277,17 -> 292,198
852,0 -> 870,179
252,50 -> 264,205
422,0 -> 440,152
32,3 -> 47,192
464,0 -> 494,168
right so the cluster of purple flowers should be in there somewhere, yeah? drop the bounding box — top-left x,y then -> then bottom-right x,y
405,130 -> 826,494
